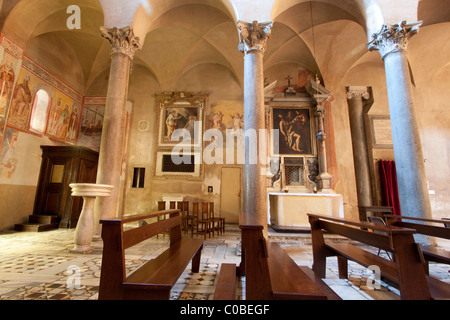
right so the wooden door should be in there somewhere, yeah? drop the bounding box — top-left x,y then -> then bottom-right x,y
33,146 -> 98,228
220,167 -> 242,224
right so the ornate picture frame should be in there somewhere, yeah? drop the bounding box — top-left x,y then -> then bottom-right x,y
156,92 -> 206,148
153,92 -> 207,180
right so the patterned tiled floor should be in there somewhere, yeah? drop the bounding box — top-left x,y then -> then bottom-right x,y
0,225 -> 448,300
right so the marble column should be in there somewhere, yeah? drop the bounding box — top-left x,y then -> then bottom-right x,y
95,27 -> 141,227
367,21 -> 433,223
313,94 -> 332,190
346,87 -> 374,219
237,20 -> 272,235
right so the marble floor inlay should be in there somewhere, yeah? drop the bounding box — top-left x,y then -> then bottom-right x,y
0,225 -> 448,301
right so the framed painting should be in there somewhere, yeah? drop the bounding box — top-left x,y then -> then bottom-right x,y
153,150 -> 202,180
156,92 -> 207,148
271,106 -> 314,156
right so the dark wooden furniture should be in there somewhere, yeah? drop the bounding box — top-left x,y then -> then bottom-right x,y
16,146 -> 98,231
238,222 -> 340,300
308,213 -> 450,300
213,263 -> 238,300
197,202 -> 212,239
383,214 -> 450,273
98,209 -> 203,300
359,205 -> 393,220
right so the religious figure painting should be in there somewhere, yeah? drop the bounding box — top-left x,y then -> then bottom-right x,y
0,52 -> 20,134
77,105 -> 104,151
7,69 -> 33,131
272,107 -> 313,155
46,93 -> 78,143
0,128 -> 19,179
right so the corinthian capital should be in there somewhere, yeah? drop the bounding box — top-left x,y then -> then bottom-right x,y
101,26 -> 142,59
237,20 -> 273,54
367,21 -> 422,60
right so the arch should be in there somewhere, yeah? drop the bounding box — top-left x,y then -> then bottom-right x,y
271,0 -> 384,42
131,0 -> 237,46
29,89 -> 51,134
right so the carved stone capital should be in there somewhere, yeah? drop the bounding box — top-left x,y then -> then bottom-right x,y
367,21 -> 422,60
346,86 -> 370,100
237,20 -> 273,54
101,26 -> 142,59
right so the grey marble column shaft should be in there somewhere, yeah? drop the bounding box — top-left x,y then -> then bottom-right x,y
368,21 -> 432,223
346,87 -> 374,215
238,21 -> 272,236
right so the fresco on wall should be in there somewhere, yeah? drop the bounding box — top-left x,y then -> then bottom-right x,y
77,104 -> 104,151
46,93 -> 80,143
208,100 -> 244,134
7,69 -> 33,131
0,128 -> 18,179
0,52 -> 21,134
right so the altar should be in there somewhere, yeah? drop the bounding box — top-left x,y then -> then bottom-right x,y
268,192 -> 344,231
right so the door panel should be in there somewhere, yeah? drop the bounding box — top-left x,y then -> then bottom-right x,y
220,167 -> 241,224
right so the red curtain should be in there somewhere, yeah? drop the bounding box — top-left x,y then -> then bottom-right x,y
378,160 -> 401,216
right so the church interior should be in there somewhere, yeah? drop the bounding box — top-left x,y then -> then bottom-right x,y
0,0 -> 449,302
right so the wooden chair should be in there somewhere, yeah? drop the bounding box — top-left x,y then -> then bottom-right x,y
210,202 -> 223,236
177,201 -> 188,233
189,202 -> 200,237
214,202 -> 226,235
197,202 -> 212,239
156,201 -> 166,238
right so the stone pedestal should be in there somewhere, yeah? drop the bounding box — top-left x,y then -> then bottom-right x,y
69,183 -> 113,254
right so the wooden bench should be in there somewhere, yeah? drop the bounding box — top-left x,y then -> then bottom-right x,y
383,214 -> 450,273
237,223 -> 341,300
308,213 -> 450,300
213,263 -> 238,300
98,209 -> 203,300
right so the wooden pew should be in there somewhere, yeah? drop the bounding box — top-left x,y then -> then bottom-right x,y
308,213 -> 450,300
237,223 -> 341,300
98,209 -> 203,300
213,263 -> 238,300
383,214 -> 450,273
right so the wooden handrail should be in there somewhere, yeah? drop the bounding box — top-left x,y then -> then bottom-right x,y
307,213 -> 416,234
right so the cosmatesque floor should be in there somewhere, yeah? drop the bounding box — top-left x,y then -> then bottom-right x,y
0,224 -> 448,301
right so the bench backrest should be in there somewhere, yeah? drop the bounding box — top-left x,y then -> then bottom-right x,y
239,224 -> 272,300
384,214 -> 450,240
308,213 -> 416,253
99,210 -> 182,299
308,213 -> 431,299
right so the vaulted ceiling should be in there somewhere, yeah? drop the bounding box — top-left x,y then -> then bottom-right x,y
1,0 -> 449,97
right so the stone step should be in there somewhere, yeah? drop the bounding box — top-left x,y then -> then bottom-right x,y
14,223 -> 59,232
28,214 -> 59,224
